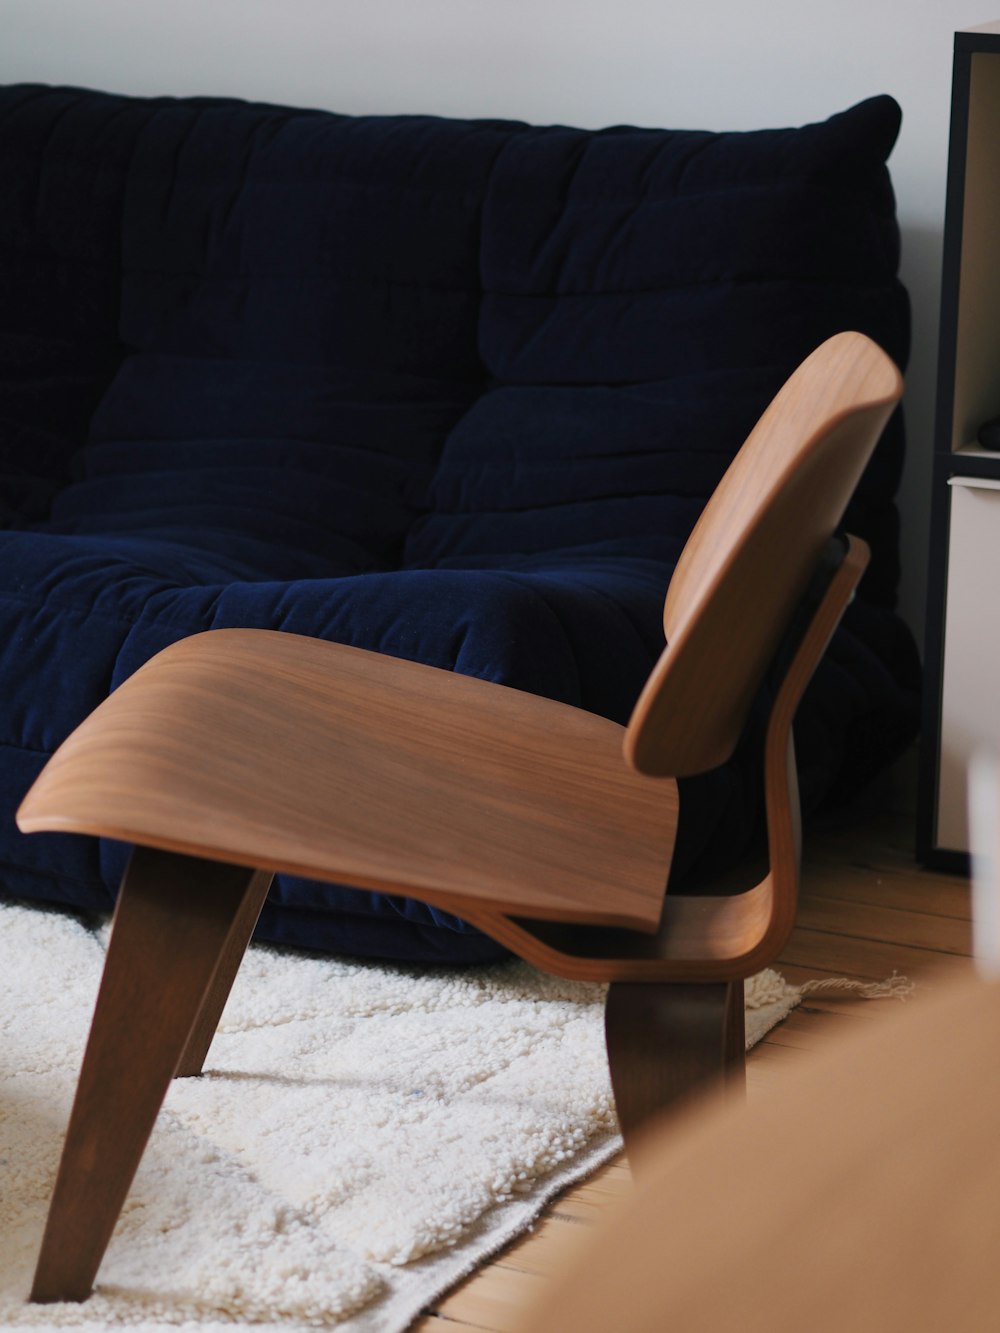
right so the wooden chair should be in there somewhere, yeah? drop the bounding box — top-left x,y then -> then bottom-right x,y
16,331 -> 903,1303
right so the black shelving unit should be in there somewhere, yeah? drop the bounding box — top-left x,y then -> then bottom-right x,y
918,22 -> 1000,870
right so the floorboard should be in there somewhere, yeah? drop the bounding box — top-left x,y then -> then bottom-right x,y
414,748 -> 974,1331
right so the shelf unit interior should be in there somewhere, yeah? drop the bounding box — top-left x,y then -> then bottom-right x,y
947,48 -> 1000,459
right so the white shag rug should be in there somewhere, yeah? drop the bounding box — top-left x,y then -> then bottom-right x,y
0,898 -> 806,1332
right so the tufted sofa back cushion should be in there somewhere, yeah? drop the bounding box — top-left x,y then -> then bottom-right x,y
405,98 -> 908,606
0,88 -> 907,600
16,95 -> 516,575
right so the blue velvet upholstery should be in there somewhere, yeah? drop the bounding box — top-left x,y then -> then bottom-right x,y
0,85 -> 919,961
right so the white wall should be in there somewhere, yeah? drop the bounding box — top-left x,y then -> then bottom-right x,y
3,0 -> 999,640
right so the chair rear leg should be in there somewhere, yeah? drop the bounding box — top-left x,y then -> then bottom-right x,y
175,868 -> 273,1077
605,979 -> 745,1165
31,847 -> 267,1304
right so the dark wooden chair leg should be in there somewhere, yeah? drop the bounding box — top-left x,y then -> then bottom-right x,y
175,867 -> 273,1077
605,979 -> 745,1163
724,974 -> 746,1074
30,847 -> 268,1305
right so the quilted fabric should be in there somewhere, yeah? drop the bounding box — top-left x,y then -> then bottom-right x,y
0,84 -> 919,961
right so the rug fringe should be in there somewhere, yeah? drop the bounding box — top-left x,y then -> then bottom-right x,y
795,970 -> 915,1001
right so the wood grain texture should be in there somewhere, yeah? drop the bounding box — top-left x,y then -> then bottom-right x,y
604,980 -> 744,1156
30,849 -> 267,1303
625,331 -> 902,778
17,632 -> 678,933
175,868 -> 274,1077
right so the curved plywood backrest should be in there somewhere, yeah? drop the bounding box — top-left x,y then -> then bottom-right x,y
624,331 -> 903,777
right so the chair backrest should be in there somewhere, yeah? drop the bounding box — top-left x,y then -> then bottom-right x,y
624,331 -> 903,777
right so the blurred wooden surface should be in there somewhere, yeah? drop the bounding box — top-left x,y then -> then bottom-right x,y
413,746 -> 974,1331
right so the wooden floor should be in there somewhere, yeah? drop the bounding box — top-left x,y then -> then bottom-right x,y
413,748 -> 974,1331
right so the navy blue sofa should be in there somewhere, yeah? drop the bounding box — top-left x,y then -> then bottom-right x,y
0,85 -> 919,962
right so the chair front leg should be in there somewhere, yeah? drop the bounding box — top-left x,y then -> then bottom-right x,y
604,979 -> 745,1164
31,847 -> 269,1304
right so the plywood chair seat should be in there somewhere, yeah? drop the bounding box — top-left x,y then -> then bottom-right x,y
19,629 -> 679,932
17,331 -> 904,1304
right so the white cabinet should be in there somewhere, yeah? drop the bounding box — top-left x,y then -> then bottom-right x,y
935,480 -> 1000,853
